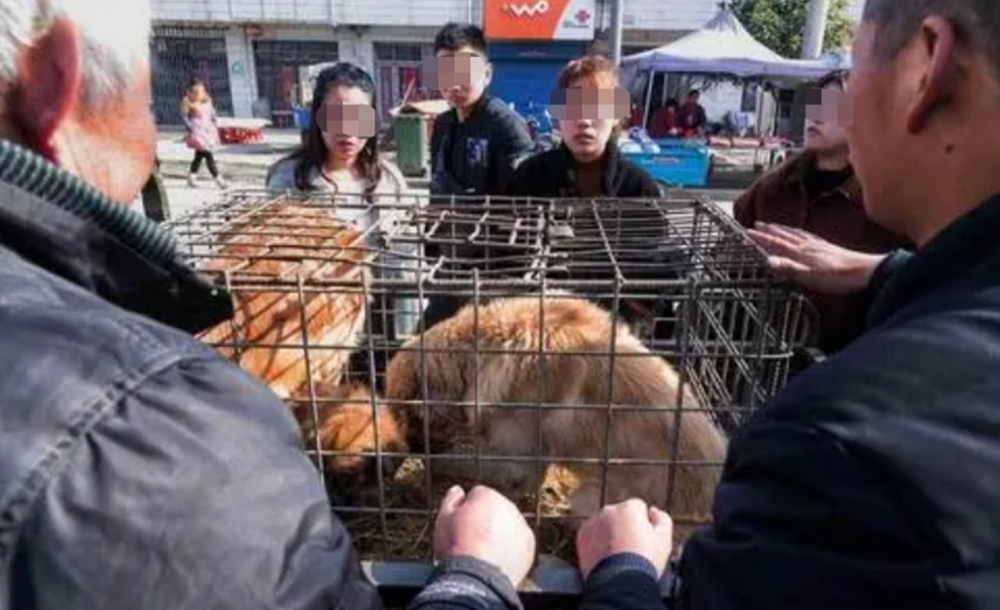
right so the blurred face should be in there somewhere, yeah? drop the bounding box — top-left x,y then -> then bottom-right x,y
803,82 -> 852,153
318,85 -> 377,166
426,47 -> 491,110
189,83 -> 207,101
688,92 -> 700,104
846,22 -> 906,228
552,78 -> 630,163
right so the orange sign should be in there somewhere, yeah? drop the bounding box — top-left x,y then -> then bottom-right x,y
484,0 -> 596,41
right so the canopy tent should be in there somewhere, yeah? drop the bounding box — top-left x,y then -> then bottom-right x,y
621,7 -> 852,141
621,7 -> 841,80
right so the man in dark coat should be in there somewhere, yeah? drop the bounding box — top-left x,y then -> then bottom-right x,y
671,1 -> 1000,608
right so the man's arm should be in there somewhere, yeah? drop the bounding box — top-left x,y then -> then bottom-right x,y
407,558 -> 523,610
18,354 -> 382,610
580,555 -> 666,610
490,111 -> 534,195
678,419 -> 946,610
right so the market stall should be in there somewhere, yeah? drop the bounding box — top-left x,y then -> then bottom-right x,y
620,6 -> 846,186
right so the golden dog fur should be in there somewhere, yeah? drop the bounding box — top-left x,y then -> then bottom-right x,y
198,202 -> 372,399
310,294 -> 728,543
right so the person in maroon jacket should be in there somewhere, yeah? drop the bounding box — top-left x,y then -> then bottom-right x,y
734,71 -> 912,354
676,90 -> 707,137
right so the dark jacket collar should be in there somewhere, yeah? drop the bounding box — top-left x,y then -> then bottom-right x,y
556,142 -> 625,196
0,140 -> 233,334
444,93 -> 493,126
783,149 -> 863,205
869,191 -> 1000,327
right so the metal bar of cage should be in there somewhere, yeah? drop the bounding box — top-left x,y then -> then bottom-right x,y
163,190 -> 815,603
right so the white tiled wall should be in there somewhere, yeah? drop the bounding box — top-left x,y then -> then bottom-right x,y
153,0 -> 334,23
225,28 -> 257,117
333,0 -> 472,26
618,0 -> 718,31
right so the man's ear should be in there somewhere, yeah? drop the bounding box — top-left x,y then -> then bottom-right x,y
10,17 -> 83,162
906,15 -> 960,134
483,61 -> 494,88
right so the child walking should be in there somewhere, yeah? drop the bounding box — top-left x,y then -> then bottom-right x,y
181,78 -> 226,189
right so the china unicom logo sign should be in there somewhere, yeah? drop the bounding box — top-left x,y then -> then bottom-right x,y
502,1 -> 550,17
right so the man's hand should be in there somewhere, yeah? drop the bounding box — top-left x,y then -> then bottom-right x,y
747,222 -> 888,295
433,485 -> 537,586
576,499 -> 673,580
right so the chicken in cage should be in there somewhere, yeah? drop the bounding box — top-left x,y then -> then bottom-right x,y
166,191 -> 811,576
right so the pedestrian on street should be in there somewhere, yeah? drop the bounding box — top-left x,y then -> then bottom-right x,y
673,2 -> 1000,608
181,77 -> 227,189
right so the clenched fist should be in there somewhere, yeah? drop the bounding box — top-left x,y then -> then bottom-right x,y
576,499 -> 673,580
433,485 -> 537,586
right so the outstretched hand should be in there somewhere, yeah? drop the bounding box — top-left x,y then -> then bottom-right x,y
747,222 -> 888,295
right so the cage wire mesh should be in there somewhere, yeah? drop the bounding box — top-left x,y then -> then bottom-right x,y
166,190 -> 812,570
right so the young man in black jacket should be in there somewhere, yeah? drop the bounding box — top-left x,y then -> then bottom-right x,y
667,2 -> 1000,608
428,23 -> 533,200
421,23 -> 535,330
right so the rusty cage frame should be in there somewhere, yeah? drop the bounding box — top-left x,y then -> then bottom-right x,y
165,191 -> 813,608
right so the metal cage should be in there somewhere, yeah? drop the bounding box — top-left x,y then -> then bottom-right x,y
165,191 -> 812,606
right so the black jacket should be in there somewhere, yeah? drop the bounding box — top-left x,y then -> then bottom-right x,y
677,192 -> 1000,609
430,93 -> 533,197
507,143 -> 663,198
506,143 -> 672,342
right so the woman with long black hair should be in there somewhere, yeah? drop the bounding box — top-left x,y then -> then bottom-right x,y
267,63 -> 408,212
267,63 -> 420,389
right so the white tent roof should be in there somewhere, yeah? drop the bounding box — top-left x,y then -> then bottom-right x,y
622,7 -> 836,80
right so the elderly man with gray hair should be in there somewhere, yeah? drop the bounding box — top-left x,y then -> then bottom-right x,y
0,1 -> 381,607
0,2 -> 578,609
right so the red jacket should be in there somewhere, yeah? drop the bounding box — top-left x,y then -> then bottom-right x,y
734,151 -> 912,353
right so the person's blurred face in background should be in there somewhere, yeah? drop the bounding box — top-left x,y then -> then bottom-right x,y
429,24 -> 492,115
187,81 -> 209,103
0,0 -> 156,204
551,56 -> 630,163
803,75 -> 852,157
318,84 -> 377,170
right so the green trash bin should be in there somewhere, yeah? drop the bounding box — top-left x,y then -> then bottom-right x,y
394,112 -> 428,177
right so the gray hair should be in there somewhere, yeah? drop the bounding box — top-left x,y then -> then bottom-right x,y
863,0 -> 1000,80
0,0 -> 152,109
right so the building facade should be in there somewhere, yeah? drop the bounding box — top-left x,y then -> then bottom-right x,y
151,0 -> 730,126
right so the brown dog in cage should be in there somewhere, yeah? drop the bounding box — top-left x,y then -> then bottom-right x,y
311,293 -> 728,545
197,202 -> 373,399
